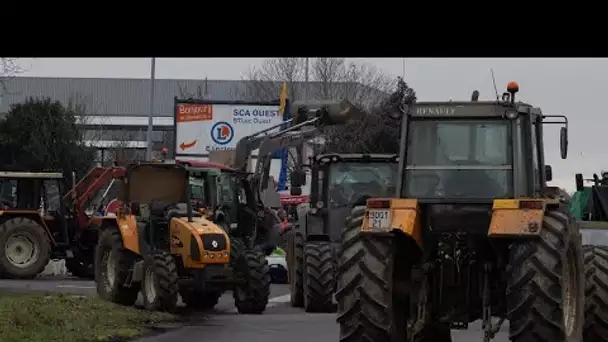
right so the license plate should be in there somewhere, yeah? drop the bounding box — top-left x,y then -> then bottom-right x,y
368,209 -> 391,231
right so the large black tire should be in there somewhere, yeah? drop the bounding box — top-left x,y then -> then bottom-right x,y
303,241 -> 336,313
95,229 -> 139,306
288,230 -> 304,307
583,245 -> 608,342
335,206 -> 450,342
180,289 -> 221,310
0,217 -> 51,279
141,251 -> 179,312
507,209 -> 584,342
336,206 -> 366,340
233,247 -> 271,314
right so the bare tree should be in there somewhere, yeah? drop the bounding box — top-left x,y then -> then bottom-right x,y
237,58 -> 394,109
311,58 -> 395,110
0,58 -> 24,95
234,58 -> 306,101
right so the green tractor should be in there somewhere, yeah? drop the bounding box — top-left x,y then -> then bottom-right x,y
570,171 -> 608,342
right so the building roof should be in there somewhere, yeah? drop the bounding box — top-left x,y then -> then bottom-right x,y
0,76 -> 388,117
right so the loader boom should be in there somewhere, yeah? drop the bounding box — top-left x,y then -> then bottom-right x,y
63,166 -> 125,228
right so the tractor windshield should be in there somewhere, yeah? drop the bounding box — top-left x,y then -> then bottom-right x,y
405,120 -> 512,199
189,177 -> 206,204
328,162 -> 397,208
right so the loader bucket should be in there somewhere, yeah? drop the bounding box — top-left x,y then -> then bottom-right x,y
291,100 -> 365,125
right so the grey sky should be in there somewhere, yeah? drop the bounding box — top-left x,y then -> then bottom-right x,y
15,57 -> 606,191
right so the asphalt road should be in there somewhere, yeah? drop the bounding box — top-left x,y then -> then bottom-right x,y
0,277 -> 510,342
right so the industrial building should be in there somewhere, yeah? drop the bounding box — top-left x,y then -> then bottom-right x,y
0,76 -> 385,166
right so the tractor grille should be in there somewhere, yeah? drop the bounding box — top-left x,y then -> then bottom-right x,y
201,234 -> 227,251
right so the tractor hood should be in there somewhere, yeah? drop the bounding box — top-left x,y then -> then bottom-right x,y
125,163 -> 188,204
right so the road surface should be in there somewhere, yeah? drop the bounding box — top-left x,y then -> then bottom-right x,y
0,277 -> 510,342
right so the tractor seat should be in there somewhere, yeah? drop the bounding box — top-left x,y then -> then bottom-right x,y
165,203 -> 202,221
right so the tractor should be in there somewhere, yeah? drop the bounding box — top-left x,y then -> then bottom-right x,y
0,171 -> 71,278
95,163 -> 270,313
335,82 -> 584,342
286,154 -> 398,313
570,171 -> 608,342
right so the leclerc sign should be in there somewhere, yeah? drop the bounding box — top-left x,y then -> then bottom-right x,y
174,100 -> 282,157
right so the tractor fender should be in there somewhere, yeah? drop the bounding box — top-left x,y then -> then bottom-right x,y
360,198 -> 423,248
0,211 -> 56,246
99,216 -> 140,254
488,199 -> 552,237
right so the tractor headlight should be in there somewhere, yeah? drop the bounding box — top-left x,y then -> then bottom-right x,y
505,109 -> 518,120
316,201 -> 324,209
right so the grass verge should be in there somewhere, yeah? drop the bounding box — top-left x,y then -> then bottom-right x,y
0,292 -> 178,342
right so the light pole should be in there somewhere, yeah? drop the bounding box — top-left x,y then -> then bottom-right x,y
146,57 -> 156,160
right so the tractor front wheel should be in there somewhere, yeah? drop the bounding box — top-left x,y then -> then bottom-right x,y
506,209 -> 584,342
141,251 -> 179,312
303,241 -> 336,313
95,229 -> 139,306
233,247 -> 271,314
0,217 -> 51,279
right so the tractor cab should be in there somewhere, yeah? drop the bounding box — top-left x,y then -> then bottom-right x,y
124,163 -> 202,253
305,154 -> 398,242
0,171 -> 70,245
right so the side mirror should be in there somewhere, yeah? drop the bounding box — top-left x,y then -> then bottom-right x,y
544,165 -> 553,182
560,127 -> 568,159
290,170 -> 306,187
290,186 -> 302,196
575,173 -> 584,191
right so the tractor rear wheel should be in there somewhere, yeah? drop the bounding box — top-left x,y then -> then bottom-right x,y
583,245 -> 608,342
233,247 -> 271,314
288,229 -> 304,307
336,206 -> 366,340
303,241 -> 336,313
95,229 -> 139,306
0,217 -> 51,279
506,209 -> 584,342
141,251 -> 179,312
180,289 -> 222,310
335,206 -> 448,342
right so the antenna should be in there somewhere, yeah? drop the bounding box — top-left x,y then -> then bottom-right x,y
490,68 -> 499,100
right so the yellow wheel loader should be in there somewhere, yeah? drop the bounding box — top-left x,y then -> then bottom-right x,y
94,163 -> 270,313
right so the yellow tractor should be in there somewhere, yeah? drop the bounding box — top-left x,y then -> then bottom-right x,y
335,82 -> 584,342
94,163 -> 270,313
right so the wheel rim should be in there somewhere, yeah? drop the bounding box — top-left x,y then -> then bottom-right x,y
5,233 -> 39,268
102,250 -> 117,293
144,268 -> 157,304
563,244 -> 579,337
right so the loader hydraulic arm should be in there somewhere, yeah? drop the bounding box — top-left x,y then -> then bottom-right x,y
233,99 -> 362,174
63,166 -> 125,228
250,100 -> 364,205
